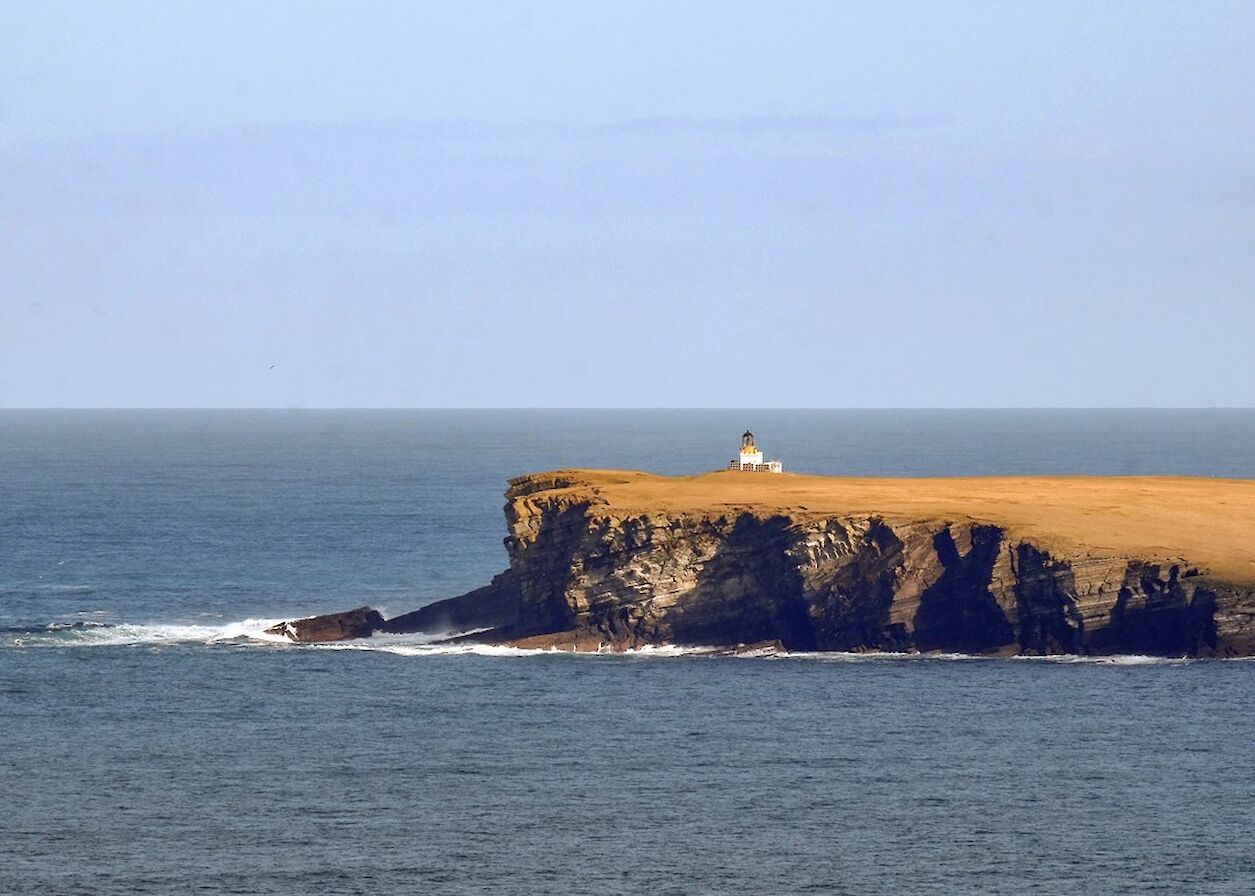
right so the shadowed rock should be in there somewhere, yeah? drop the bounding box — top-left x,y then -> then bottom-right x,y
289,470 -> 1255,657
266,607 -> 385,643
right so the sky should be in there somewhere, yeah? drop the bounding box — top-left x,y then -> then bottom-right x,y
2,0 -> 1253,407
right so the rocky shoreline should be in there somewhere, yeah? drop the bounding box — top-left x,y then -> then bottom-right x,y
269,469 -> 1255,657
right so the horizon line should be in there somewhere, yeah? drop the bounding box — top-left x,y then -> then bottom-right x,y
3,406 -> 1253,413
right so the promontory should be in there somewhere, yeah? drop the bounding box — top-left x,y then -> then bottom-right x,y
270,469 -> 1255,657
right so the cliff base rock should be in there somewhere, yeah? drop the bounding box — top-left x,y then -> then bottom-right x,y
265,607 -> 385,643
267,470 -> 1255,658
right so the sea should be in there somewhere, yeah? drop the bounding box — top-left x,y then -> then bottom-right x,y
3,409 -> 1255,895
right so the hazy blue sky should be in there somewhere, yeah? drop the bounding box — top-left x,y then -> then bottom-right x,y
2,1 -> 1253,407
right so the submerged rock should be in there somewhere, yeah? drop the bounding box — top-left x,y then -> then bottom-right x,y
266,607 -> 384,643
708,639 -> 788,657
45,621 -> 113,631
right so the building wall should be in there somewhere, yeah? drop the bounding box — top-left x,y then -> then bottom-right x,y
727,460 -> 783,473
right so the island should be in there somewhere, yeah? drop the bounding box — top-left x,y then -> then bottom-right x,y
268,469 -> 1255,657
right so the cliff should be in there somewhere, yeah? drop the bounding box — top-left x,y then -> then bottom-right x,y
372,470 -> 1255,657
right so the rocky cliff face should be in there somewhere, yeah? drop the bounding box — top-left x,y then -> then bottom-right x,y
382,472 -> 1255,657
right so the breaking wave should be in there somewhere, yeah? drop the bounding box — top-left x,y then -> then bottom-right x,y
325,643 -> 1212,664
0,620 -> 1221,664
314,639 -> 707,658
5,618 -> 291,648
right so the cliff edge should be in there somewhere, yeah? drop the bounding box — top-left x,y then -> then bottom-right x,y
349,470 -> 1255,656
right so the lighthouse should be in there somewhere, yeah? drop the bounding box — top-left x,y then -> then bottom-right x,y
728,430 -> 783,473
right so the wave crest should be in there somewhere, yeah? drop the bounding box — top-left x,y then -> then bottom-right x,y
8,618 -> 290,648
2,620 -> 1218,664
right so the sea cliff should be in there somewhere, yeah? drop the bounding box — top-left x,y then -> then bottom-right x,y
279,470 -> 1255,657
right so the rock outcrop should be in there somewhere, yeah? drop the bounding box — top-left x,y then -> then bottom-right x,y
377,470 -> 1255,657
265,606 -> 385,643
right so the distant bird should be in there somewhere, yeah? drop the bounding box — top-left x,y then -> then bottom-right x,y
268,363 -> 276,370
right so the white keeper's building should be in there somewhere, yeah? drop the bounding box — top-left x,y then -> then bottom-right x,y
728,430 -> 783,473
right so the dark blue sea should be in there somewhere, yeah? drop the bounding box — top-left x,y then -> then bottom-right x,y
3,410 -> 1255,895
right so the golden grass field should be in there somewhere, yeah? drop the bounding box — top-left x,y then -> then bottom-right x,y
535,469 -> 1255,585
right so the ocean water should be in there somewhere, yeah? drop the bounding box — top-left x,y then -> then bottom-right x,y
3,409 -> 1255,895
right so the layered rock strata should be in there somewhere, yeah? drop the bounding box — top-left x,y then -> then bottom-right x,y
280,470 -> 1255,657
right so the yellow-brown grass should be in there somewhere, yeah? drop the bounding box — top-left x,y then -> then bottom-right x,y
530,469 -> 1255,585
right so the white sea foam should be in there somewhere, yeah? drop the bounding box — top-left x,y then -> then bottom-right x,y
1011,653 -> 1194,666
785,650 -> 986,662
312,634 -> 716,659
316,641 -> 567,658
312,629 -> 586,658
9,617 -> 290,648
0,619 -> 1209,664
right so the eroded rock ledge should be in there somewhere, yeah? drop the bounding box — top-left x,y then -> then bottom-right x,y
278,470 -> 1255,657
266,606 -> 384,643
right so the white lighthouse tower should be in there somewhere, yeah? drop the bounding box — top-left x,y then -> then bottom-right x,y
728,430 -> 783,473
